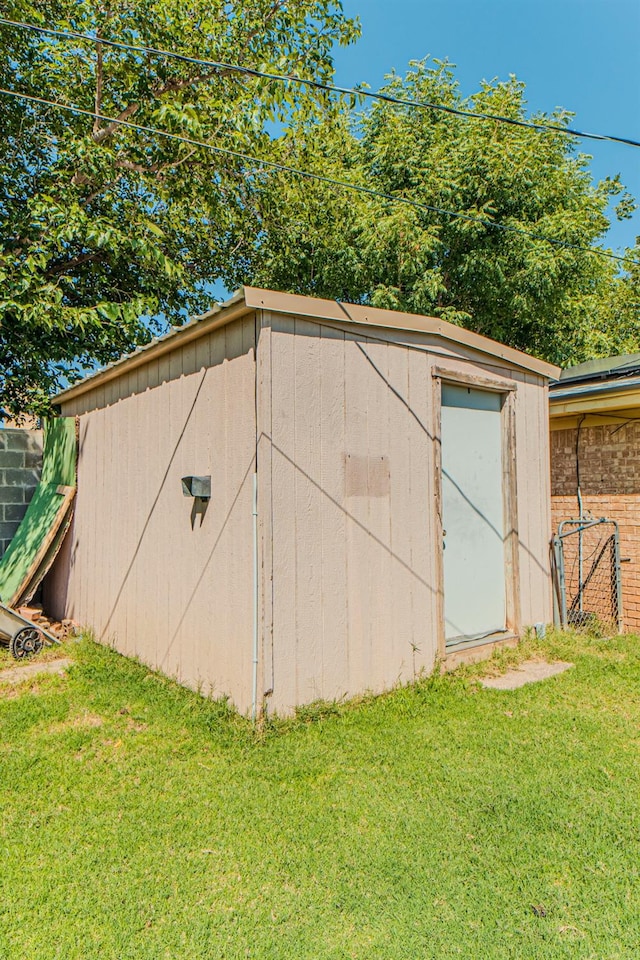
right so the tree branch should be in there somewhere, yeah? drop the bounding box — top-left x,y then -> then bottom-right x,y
80,0 -> 288,151
153,67 -> 236,98
92,101 -> 140,144
155,148 -> 198,177
45,250 -> 107,277
81,173 -> 124,207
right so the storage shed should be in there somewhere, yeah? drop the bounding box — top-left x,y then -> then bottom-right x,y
47,287 -> 558,715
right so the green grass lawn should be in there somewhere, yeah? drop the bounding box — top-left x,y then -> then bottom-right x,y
1,632 -> 639,959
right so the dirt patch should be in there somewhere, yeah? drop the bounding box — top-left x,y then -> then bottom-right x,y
49,711 -> 105,734
0,657 -> 73,686
125,717 -> 148,733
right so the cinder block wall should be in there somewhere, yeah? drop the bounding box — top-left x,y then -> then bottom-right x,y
0,428 -> 43,556
551,423 -> 640,632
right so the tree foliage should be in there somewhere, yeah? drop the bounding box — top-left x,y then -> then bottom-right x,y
0,0 -> 358,412
1,13 -> 638,413
255,61 -> 639,367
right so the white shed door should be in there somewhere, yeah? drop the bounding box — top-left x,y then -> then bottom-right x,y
441,384 -> 506,645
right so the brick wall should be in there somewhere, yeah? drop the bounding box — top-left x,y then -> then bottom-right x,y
0,429 -> 43,556
551,422 -> 640,497
551,421 -> 640,632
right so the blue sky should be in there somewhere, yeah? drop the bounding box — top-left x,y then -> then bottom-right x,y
333,0 -> 640,255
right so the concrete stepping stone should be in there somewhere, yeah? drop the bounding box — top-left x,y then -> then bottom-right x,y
480,660 -> 573,690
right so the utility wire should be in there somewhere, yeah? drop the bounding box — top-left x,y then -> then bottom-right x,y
1,86 -> 638,269
1,16 -> 639,149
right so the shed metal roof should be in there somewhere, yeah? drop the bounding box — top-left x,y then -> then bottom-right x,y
55,286 -> 559,404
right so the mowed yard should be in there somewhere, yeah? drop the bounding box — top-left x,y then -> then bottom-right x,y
1,631 -> 639,959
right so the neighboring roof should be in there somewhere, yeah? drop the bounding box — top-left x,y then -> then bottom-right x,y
556,353 -> 640,386
550,353 -> 640,415
56,286 -> 558,405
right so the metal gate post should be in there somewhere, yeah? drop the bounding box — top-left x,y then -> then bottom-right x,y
613,524 -> 623,633
553,534 -> 567,628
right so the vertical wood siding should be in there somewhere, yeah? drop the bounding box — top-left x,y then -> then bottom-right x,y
261,313 -> 552,714
51,316 -> 257,711
262,312 -> 440,713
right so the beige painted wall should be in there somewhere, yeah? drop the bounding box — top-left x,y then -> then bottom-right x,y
47,315 -> 257,711
257,311 -> 552,714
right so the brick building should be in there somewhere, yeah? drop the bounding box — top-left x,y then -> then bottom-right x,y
550,355 -> 640,631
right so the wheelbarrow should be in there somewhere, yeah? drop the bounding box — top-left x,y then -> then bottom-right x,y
0,601 -> 59,659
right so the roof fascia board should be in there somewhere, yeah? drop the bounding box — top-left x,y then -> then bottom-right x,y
244,287 -> 559,379
550,379 -> 640,403
559,368 -> 640,387
55,284 -> 559,407
550,386 -> 640,417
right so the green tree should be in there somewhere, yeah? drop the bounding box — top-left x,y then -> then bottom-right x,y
256,61 -> 639,367
0,0 -> 359,413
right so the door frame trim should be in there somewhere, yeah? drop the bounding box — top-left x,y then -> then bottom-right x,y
432,368 -> 520,660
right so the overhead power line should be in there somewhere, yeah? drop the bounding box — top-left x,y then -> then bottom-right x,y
1,16 -> 639,149
2,87 -> 638,269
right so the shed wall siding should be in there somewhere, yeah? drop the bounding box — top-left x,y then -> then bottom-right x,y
260,313 -> 552,714
49,316 -> 257,710
260,312 -> 437,713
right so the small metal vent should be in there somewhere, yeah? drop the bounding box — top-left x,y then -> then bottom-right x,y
181,476 -> 211,500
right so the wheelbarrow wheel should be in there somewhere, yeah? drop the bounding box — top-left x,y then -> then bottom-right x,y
10,627 -> 44,660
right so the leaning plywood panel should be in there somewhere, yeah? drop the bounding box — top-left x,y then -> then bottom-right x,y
0,417 -> 76,608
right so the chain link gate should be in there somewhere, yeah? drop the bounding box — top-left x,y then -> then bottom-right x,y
552,518 -> 623,633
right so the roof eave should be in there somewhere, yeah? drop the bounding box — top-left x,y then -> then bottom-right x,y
55,285 -> 558,407
244,287 -> 559,379
549,380 -> 640,416
55,290 -> 251,406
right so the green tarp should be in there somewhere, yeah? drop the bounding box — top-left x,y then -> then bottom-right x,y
0,417 -> 77,606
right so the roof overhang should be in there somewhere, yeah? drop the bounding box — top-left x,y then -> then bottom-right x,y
55,289 -> 251,406
55,286 -> 559,405
549,378 -> 640,417
243,288 -> 559,378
